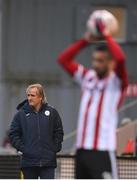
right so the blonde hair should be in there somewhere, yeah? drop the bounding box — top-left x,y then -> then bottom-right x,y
26,84 -> 47,103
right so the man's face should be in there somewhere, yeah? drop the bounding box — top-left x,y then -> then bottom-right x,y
27,87 -> 42,108
92,51 -> 113,78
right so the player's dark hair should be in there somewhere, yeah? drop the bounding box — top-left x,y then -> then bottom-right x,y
95,44 -> 112,59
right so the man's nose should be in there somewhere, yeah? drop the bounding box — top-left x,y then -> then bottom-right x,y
28,96 -> 32,101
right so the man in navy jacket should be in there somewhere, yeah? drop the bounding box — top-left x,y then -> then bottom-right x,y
9,84 -> 64,179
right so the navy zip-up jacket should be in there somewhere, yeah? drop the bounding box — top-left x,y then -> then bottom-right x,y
9,100 -> 64,168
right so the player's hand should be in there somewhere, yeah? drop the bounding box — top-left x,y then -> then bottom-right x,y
84,31 -> 102,43
95,18 -> 110,37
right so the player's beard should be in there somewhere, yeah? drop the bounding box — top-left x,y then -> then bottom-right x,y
95,67 -> 109,79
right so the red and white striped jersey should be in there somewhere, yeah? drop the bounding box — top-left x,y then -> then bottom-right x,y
58,36 -> 128,151
74,65 -> 123,151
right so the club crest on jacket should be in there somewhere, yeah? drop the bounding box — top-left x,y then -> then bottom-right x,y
45,110 -> 50,116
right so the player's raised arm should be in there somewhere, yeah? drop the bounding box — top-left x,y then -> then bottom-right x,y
58,31 -> 100,76
105,35 -> 128,88
96,19 -> 128,89
58,38 -> 89,77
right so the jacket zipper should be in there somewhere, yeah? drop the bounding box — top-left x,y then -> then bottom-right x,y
37,112 -> 42,167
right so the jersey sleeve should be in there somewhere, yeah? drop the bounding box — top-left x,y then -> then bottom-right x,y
105,35 -> 128,90
73,64 -> 89,85
58,39 -> 89,79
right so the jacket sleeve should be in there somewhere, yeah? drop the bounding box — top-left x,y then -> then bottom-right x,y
53,109 -> 64,153
8,112 -> 25,152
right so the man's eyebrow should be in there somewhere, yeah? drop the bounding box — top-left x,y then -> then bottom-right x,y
27,93 -> 36,96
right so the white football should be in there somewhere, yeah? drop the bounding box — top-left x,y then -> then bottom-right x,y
86,10 -> 119,36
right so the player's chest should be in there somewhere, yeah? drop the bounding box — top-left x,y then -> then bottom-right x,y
82,78 -> 108,93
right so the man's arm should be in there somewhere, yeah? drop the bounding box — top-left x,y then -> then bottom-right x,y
53,109 -> 64,153
96,19 -> 128,89
105,35 -> 128,89
58,39 -> 89,77
9,113 -> 24,152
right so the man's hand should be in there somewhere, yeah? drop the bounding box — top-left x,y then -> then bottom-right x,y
84,18 -> 111,43
84,31 -> 102,43
96,18 -> 110,37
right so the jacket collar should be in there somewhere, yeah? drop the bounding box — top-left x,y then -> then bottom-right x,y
17,99 -> 48,113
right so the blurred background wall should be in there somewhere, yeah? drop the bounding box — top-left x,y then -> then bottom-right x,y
0,0 -> 137,152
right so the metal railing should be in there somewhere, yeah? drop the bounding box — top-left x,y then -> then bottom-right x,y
0,154 -> 137,179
